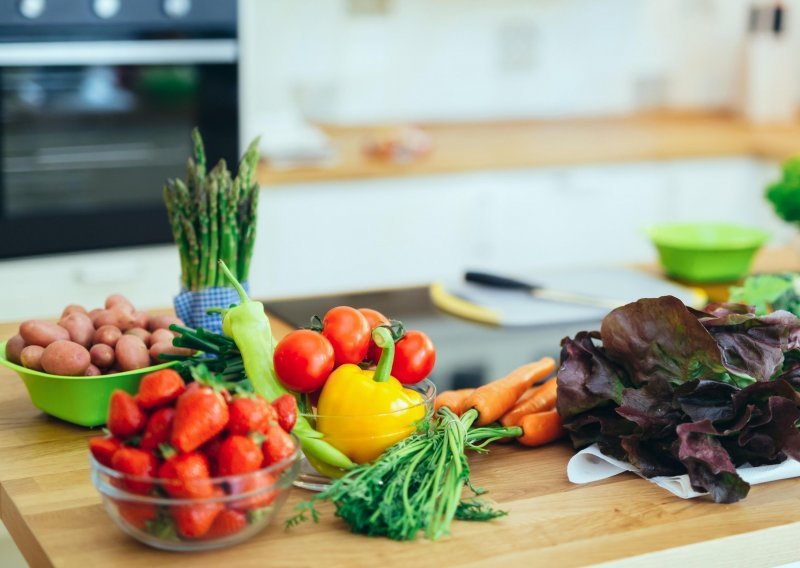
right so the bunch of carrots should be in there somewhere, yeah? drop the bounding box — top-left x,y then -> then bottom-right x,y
434,356 -> 563,447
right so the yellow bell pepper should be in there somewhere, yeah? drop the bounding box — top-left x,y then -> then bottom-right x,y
316,327 -> 426,464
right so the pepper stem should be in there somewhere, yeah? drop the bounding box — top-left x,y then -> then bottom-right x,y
372,326 -> 395,383
218,259 -> 249,303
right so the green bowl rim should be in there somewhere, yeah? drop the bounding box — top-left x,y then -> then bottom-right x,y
0,339 -> 177,380
644,223 -> 770,251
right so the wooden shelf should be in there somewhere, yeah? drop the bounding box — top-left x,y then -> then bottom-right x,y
256,111 -> 800,186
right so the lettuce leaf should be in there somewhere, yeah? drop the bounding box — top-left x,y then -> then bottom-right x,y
558,296 -> 800,503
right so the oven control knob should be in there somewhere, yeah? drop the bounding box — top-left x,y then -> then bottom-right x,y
163,0 -> 191,18
18,0 -> 46,19
93,0 -> 121,19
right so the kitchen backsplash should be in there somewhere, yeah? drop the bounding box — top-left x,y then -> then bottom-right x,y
240,0 -> 800,128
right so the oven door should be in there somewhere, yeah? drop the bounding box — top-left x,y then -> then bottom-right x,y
0,39 -> 238,258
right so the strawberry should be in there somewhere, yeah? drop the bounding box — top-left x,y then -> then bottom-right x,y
110,447 -> 157,494
262,423 -> 296,466
204,509 -> 247,539
272,394 -> 297,432
170,488 -> 224,539
216,435 -> 263,476
200,435 -> 225,475
227,396 -> 276,436
140,407 -> 175,452
88,436 -> 122,467
229,470 -> 278,511
158,451 -> 213,499
135,369 -> 185,409
116,500 -> 157,530
107,390 -> 147,438
170,385 -> 229,453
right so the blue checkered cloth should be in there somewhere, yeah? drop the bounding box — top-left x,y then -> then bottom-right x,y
173,282 -> 249,334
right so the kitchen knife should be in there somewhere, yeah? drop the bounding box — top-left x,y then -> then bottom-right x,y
464,271 -> 625,310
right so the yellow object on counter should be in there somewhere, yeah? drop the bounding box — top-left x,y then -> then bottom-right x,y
316,362 -> 426,464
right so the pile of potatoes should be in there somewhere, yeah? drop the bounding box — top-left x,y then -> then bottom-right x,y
4,294 -> 194,377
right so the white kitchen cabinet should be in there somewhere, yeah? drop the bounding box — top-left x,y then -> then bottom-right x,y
0,156 -> 790,317
0,245 -> 181,321
251,156 -> 787,300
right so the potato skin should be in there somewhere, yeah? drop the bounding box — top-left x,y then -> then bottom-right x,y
149,328 -> 175,346
61,304 -> 88,318
58,313 -> 95,348
147,315 -> 183,332
125,327 -> 151,345
40,340 -> 91,376
115,335 -> 150,371
89,343 -> 115,369
5,334 -> 26,365
84,364 -> 102,377
93,307 -> 137,331
20,345 -> 45,371
93,325 -> 122,348
149,341 -> 194,364
132,311 -> 149,330
19,320 -> 70,347
105,294 -> 134,311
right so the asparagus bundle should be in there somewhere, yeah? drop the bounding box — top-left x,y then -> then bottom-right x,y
163,129 -> 261,291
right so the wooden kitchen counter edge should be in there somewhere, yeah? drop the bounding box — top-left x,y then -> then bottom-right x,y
2,254 -> 800,567
256,111 -> 800,186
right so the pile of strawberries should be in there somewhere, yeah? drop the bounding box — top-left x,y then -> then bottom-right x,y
89,368 -> 298,541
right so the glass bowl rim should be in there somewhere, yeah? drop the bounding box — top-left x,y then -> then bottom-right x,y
299,378 -> 436,419
90,434 -> 301,505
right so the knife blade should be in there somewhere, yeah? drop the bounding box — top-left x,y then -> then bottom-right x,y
464,270 -> 625,310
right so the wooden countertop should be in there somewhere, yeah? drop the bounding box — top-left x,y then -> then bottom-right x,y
257,111 -> 800,186
3,255 -> 800,567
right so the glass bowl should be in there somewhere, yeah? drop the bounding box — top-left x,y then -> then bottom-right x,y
295,378 -> 436,491
90,436 -> 301,551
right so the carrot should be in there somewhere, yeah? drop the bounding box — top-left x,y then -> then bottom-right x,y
516,409 -> 565,447
500,376 -> 557,427
434,388 -> 475,417
463,357 -> 556,426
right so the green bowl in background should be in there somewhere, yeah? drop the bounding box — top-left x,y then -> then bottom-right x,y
0,341 -> 176,428
646,223 -> 770,283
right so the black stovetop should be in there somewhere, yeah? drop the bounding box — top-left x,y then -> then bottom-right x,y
266,287 -> 602,392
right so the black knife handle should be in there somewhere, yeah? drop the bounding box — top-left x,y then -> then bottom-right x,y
464,271 -> 537,292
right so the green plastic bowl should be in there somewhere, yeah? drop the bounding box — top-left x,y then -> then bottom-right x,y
646,223 -> 770,283
0,340 -> 176,428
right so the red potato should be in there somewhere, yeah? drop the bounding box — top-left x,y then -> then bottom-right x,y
90,343 -> 115,369
61,304 -> 88,318
84,364 -> 102,376
20,345 -> 45,371
115,335 -> 150,371
132,311 -> 149,330
93,325 -> 122,348
88,308 -> 104,325
40,340 -> 91,376
94,307 -> 137,332
147,315 -> 183,332
58,312 -> 95,348
19,320 -> 70,347
125,327 -> 151,345
105,294 -> 134,311
149,341 -> 194,364
149,328 -> 175,346
4,334 -> 26,365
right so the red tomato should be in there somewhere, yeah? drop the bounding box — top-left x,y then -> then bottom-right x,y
321,306 -> 371,366
358,308 -> 390,364
391,330 -> 436,385
273,330 -> 335,393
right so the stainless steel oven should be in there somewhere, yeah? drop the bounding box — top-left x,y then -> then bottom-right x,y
0,0 -> 238,258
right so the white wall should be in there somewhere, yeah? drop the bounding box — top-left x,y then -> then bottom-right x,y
239,0 -> 800,136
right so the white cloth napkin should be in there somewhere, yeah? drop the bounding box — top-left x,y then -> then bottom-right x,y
567,443 -> 800,499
